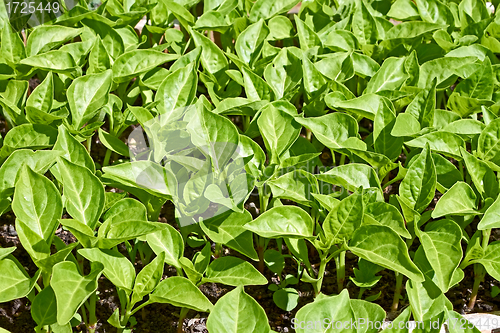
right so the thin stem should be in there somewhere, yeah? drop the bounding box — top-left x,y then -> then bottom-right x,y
214,243 -> 223,258
335,251 -> 346,293
306,128 -> 312,141
391,272 -> 404,312
86,137 -> 92,153
339,154 -> 346,166
130,299 -> 152,316
358,288 -> 365,299
177,308 -> 189,333
468,265 -> 485,311
467,229 -> 491,310
459,161 -> 465,182
86,291 -> 97,333
313,252 -> 328,297
257,235 -> 266,273
103,149 -> 112,167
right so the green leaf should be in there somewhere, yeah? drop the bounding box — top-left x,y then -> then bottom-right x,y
349,225 -> 424,282
267,170 -> 318,206
2,124 -> 58,152
26,26 -> 82,56
478,118 -> 500,166
474,241 -> 500,281
432,182 -> 478,218
12,165 -> 62,242
200,210 -> 258,261
187,107 -> 240,172
460,147 -> 498,199
31,286 -> 57,326
352,0 -> 380,45
364,202 -> 411,239
478,194 -> 500,230
204,256 -> 267,286
406,131 -> 465,159
235,19 -> 269,67
317,164 -> 381,192
112,50 -> 178,83
150,276 -> 213,312
206,286 -> 271,333
190,28 -> 228,75
257,103 -> 301,165
19,50 -> 77,74
249,0 -> 299,22
156,63 -> 198,116
324,190 -> 364,245
365,57 -> 407,94
53,126 -> 95,173
406,79 -> 436,129
78,248 -> 135,292
146,224 -> 184,269
26,71 -> 53,116
98,129 -> 130,157
244,206 -> 314,238
295,113 -> 358,149
418,219 -> 463,292
102,161 -> 176,198
406,278 -> 450,321
295,290 -> 357,333
51,261 -> 104,325
400,144 -> 436,213
132,252 -> 165,305
67,70 -> 112,130
0,256 -> 34,302
57,157 -> 104,229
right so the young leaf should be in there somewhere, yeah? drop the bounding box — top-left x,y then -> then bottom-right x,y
324,191 -> 364,245
399,144 -> 436,213
432,182 -> 478,218
51,261 -> 104,326
57,157 -> 104,229
150,276 -> 213,312
146,224 -> 184,269
349,225 -> 425,282
78,248 -> 135,292
244,206 -> 314,238
67,70 -> 112,130
418,219 -> 463,292
12,165 -> 62,242
207,286 -> 271,333
204,256 -> 267,286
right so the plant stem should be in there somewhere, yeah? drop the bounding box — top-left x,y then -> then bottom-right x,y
214,242 -> 223,258
459,160 -> 465,181
86,137 -> 92,153
335,251 -> 345,293
468,265 -> 484,311
358,288 -> 365,299
313,252 -> 327,297
468,229 -> 491,310
257,235 -> 266,273
391,272 -> 404,312
339,154 -> 346,166
103,149 -> 112,167
177,308 -> 189,333
86,291 -> 97,333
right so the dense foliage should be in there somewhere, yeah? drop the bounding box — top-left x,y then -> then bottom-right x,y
1,0 -> 500,332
